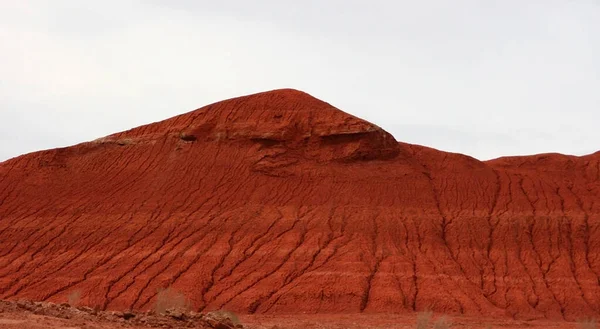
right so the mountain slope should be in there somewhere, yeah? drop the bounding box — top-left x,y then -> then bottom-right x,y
0,89 -> 598,321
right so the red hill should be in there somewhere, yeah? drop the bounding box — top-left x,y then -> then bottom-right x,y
0,89 -> 598,321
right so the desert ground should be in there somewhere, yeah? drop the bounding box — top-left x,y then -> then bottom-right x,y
0,300 -> 594,329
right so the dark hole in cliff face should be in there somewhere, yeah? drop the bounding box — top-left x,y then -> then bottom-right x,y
180,134 -> 197,142
320,132 -> 370,145
251,138 -> 281,148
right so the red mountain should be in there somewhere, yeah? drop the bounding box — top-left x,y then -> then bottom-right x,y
0,89 -> 598,321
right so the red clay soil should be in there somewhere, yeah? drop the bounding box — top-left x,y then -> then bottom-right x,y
0,89 -> 599,322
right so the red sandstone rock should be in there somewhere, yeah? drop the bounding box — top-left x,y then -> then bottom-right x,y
0,89 -> 598,321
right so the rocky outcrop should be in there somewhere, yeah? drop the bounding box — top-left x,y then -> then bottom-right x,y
0,89 -> 598,321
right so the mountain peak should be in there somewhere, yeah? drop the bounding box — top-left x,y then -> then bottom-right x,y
103,89 -> 401,163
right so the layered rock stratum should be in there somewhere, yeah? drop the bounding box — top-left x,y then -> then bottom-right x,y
0,89 -> 598,321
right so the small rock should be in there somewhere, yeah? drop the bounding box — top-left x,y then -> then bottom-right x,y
77,306 -> 95,314
16,300 -> 30,309
206,316 -> 235,329
165,308 -> 186,321
123,311 -> 135,320
205,317 -> 218,327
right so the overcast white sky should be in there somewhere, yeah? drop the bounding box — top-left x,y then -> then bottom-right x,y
1,1 -> 598,162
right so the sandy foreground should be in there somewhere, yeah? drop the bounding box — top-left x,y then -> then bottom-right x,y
244,314 -> 588,329
0,300 -> 591,329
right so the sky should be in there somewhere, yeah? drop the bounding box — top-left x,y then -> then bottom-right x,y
1,0 -> 599,162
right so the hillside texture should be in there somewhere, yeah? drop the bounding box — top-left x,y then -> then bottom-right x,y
0,89 -> 599,321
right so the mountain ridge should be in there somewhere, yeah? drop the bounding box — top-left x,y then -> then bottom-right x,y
2,89 -> 596,166
0,89 -> 598,321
